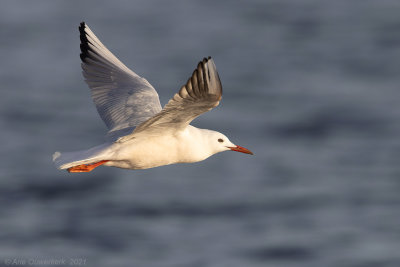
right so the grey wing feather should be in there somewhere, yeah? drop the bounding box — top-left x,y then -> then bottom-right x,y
133,57 -> 222,134
79,22 -> 162,138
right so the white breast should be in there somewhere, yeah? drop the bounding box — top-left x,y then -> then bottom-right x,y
105,126 -> 213,169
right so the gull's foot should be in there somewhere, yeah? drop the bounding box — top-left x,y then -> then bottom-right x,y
67,160 -> 109,173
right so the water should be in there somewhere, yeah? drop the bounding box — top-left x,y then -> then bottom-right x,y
1,1 -> 400,266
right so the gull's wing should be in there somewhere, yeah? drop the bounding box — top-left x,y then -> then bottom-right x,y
79,22 -> 162,139
133,57 -> 222,134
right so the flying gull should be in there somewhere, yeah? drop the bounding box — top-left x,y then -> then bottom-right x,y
53,22 -> 253,173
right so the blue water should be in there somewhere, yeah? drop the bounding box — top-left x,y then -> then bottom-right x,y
1,1 -> 400,266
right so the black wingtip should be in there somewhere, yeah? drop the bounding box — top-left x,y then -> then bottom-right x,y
79,22 -> 86,38
79,22 -> 86,40
202,56 -> 212,63
79,22 -> 89,62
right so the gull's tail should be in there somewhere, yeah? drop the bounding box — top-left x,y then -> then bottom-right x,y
53,143 -> 113,172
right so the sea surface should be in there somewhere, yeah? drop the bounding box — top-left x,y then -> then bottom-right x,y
1,1 -> 400,266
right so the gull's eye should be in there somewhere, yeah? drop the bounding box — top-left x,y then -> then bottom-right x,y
218,138 -> 224,143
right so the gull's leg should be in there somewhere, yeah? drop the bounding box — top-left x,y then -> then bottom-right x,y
67,160 -> 109,173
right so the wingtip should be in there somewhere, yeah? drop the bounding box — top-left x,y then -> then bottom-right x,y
79,22 -> 86,39
79,22 -> 86,33
188,56 -> 221,97
79,22 -> 89,62
203,56 -> 212,63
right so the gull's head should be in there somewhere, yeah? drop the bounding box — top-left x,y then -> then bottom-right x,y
206,130 -> 253,156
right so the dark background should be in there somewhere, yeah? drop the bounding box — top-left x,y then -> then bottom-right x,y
1,1 -> 400,266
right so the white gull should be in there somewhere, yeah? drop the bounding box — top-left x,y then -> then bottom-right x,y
53,22 -> 253,173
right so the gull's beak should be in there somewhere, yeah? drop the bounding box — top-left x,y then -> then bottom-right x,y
228,145 -> 254,155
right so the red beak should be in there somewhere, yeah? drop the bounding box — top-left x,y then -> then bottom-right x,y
229,145 -> 254,155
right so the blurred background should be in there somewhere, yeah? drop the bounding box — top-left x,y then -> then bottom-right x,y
1,0 -> 400,266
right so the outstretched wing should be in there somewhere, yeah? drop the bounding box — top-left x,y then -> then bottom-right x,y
133,57 -> 222,134
79,22 -> 162,138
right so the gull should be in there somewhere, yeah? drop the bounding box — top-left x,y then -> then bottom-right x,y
53,22 -> 253,173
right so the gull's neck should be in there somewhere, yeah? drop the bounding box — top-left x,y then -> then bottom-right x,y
178,126 -> 217,163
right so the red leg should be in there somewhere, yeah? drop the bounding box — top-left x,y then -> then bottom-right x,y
67,160 -> 109,173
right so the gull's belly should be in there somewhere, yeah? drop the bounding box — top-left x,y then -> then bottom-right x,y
105,137 -> 181,169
